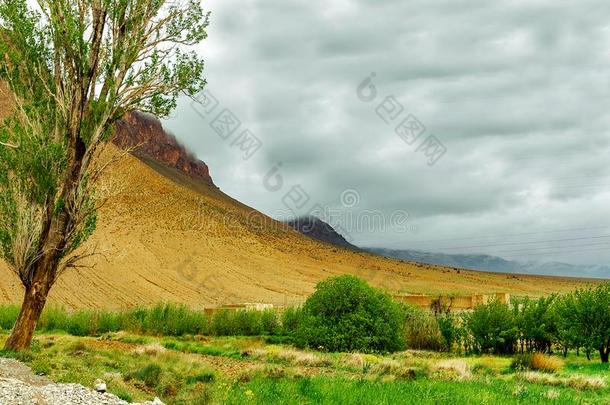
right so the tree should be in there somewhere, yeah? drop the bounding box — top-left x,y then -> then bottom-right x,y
555,284 -> 610,363
294,275 -> 405,353
516,295 -> 557,354
0,0 -> 209,350
465,299 -> 517,355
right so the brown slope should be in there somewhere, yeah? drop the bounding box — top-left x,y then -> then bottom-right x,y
0,92 -> 601,309
0,142 -> 601,310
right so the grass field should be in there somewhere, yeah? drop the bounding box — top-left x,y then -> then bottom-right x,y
1,331 -> 609,404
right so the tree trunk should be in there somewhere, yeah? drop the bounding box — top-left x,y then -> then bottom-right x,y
600,347 -> 610,364
4,283 -> 51,351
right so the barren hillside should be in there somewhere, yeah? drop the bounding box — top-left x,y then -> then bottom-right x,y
0,92 -> 601,310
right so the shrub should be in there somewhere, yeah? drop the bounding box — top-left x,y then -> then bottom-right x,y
38,306 -> 69,331
511,353 -> 563,373
531,353 -> 563,373
260,309 -> 280,335
233,310 -> 262,335
186,371 -> 216,384
436,314 -> 460,352
402,304 -> 444,351
65,311 -> 96,336
465,299 -> 517,354
131,363 -> 163,388
0,305 -> 19,330
281,306 -> 303,336
511,354 -> 533,372
293,275 -> 405,353
515,295 -> 557,353
139,303 -> 210,336
30,356 -> 53,375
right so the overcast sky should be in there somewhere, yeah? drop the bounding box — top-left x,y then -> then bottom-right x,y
164,0 -> 610,266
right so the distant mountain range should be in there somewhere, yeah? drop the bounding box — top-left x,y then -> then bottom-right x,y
366,248 -> 610,279
283,216 -> 609,279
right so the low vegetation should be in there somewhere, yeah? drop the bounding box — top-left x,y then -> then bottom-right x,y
0,333 -> 608,404
1,277 -> 609,362
1,276 -> 610,402
292,275 -> 405,353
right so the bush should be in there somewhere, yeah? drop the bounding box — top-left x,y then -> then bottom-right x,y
465,299 -> 517,355
131,363 -> 163,388
293,275 -> 405,353
210,309 -> 278,336
281,306 -> 303,336
402,304 -> 444,351
511,354 -> 533,371
436,313 -> 460,352
512,353 -> 563,373
260,309 -> 280,335
0,305 -> 19,330
138,303 -> 210,336
531,353 -> 563,373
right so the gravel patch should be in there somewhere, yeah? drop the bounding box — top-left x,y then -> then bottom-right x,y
0,359 -> 163,405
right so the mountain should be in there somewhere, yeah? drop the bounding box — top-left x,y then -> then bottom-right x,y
367,248 -> 610,279
0,92 -> 601,309
113,111 -> 215,186
284,217 -> 359,250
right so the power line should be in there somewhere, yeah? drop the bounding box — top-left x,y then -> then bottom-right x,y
437,234 -> 610,251
485,241 -> 610,255
502,245 -> 610,258
405,225 -> 610,245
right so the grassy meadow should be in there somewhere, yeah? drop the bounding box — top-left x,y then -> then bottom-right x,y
0,303 -> 609,404
1,332 -> 609,404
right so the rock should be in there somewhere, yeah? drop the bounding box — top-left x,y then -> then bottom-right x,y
152,397 -> 165,405
94,379 -> 107,393
0,358 -> 158,405
112,111 -> 215,186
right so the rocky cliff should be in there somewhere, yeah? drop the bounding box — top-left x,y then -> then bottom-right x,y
113,111 -> 214,186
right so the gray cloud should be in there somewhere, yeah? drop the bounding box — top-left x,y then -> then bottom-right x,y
164,0 -> 610,266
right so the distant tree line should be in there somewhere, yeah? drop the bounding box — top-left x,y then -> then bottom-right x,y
435,284 -> 610,363
1,274 -> 608,362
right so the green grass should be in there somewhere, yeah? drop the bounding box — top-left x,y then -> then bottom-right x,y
0,304 -> 282,338
1,332 -> 608,404
223,376 -> 603,405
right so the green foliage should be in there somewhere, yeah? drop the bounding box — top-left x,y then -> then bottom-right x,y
515,295 -> 557,353
131,363 -> 163,388
30,355 -> 52,375
464,300 -> 517,355
0,303 -> 286,338
211,309 -> 279,336
294,275 -> 405,353
554,284 -> 610,362
402,304 -> 444,351
0,305 -> 20,330
280,306 -> 303,337
186,371 -> 216,384
138,303 -> 210,336
436,313 -> 460,352
0,0 -> 209,298
511,353 -> 534,371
